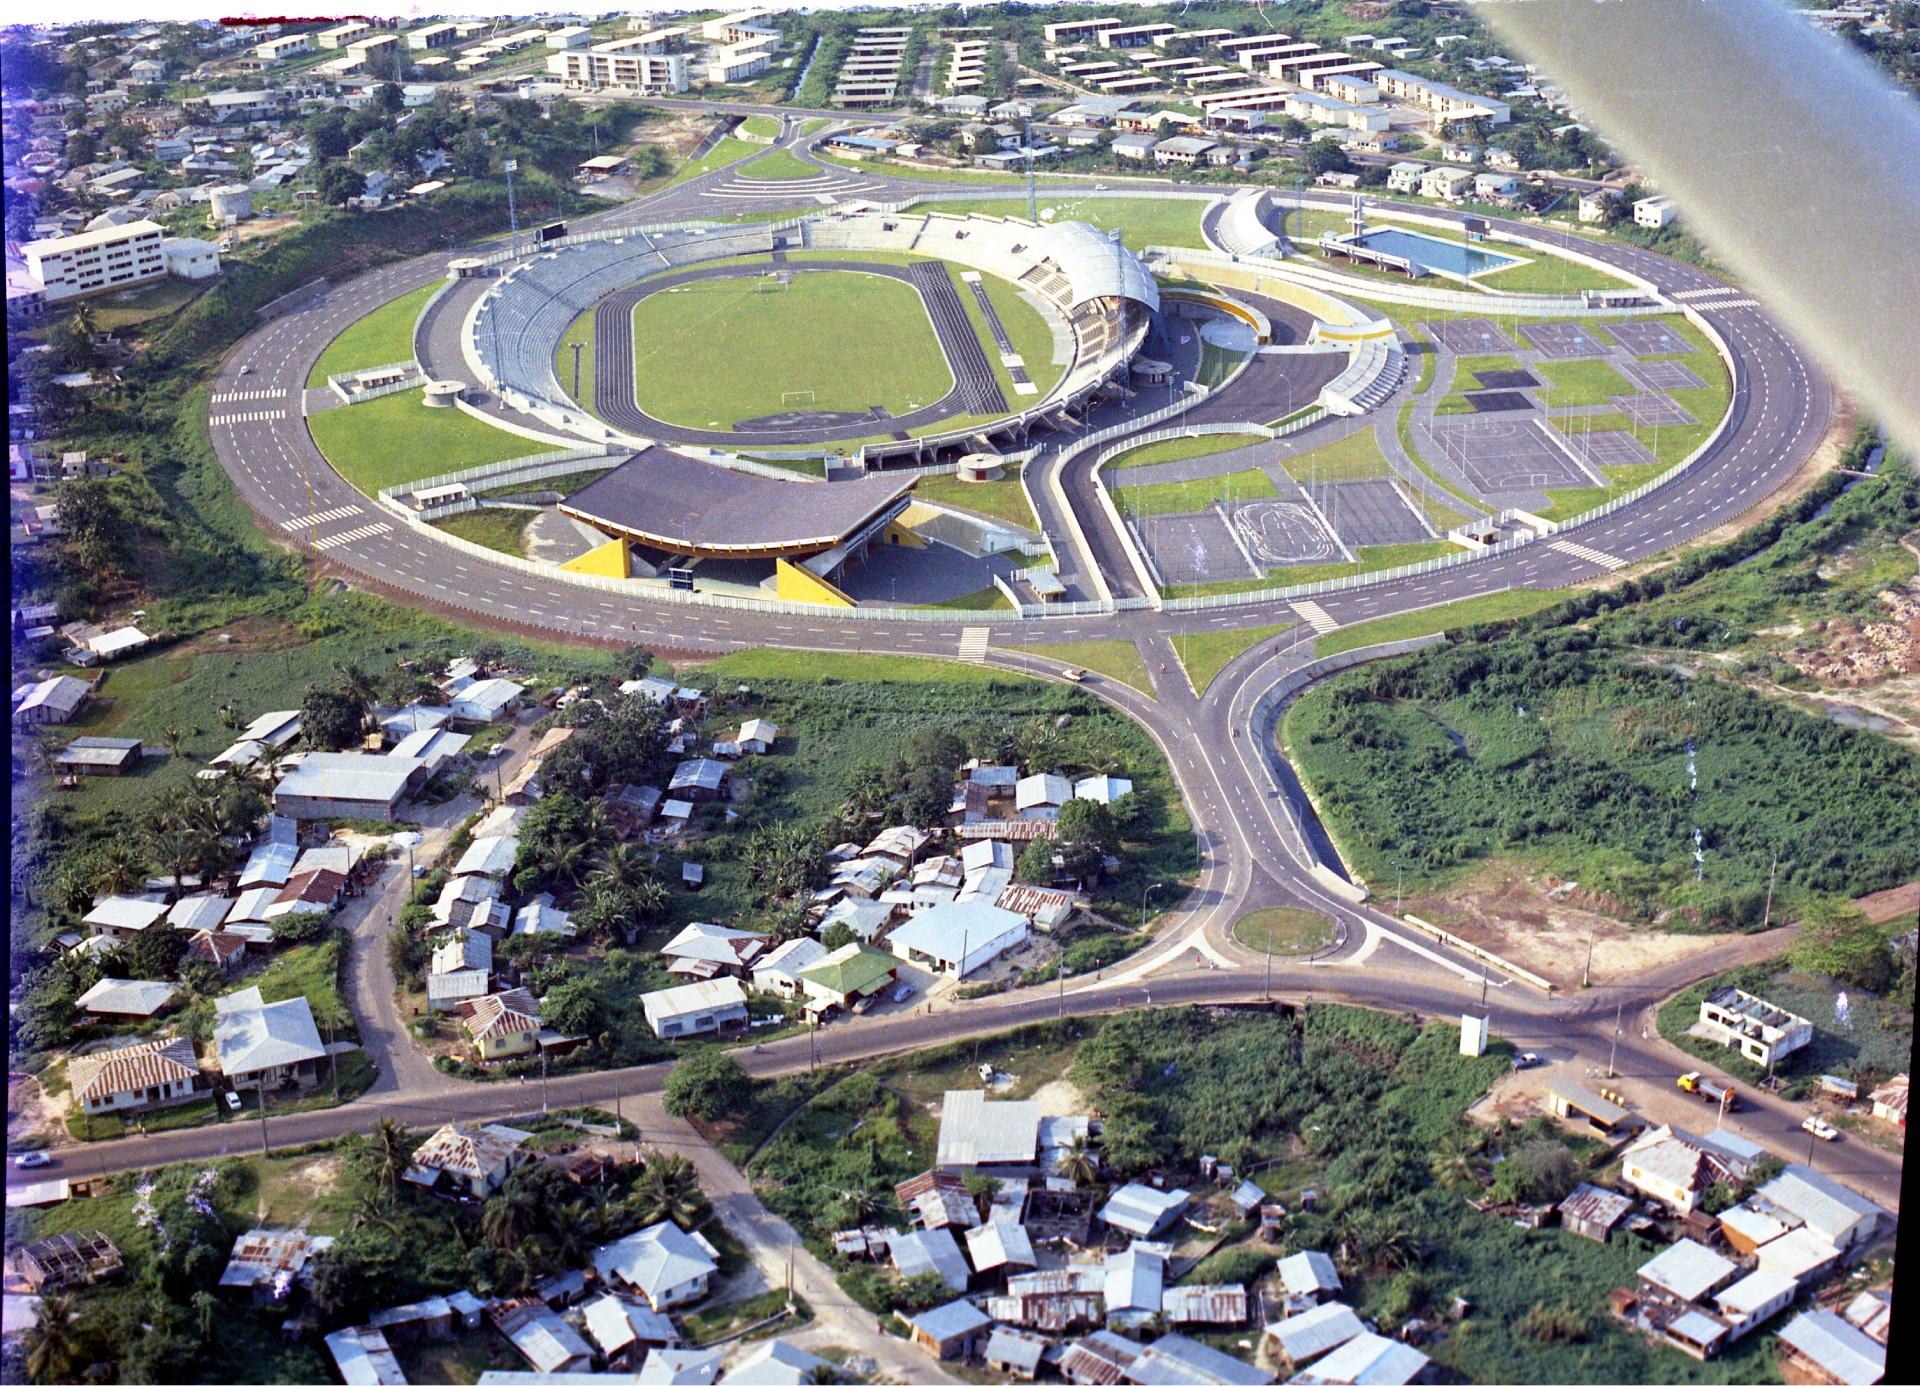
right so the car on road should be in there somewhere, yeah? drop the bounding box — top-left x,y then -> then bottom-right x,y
239,365 -> 253,375
1801,1115 -> 1840,1142
486,744 -> 510,758
892,984 -> 917,1004
1511,1052 -> 1541,1070
1062,667 -> 1089,683
224,1090 -> 243,1112
13,1150 -> 53,1170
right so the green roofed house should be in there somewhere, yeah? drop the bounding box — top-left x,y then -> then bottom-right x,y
796,942 -> 899,1020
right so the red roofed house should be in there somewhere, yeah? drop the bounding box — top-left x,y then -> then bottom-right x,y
68,1034 -> 204,1116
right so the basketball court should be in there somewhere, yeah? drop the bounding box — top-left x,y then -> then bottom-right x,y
1605,320 -> 1691,356
1556,426 -> 1657,469
1614,393 -> 1696,426
1136,511 -> 1258,585
1621,359 -> 1706,392
1426,318 -> 1516,354
1465,390 -> 1532,413
1422,418 -> 1600,493
1308,478 -> 1435,546
1519,322 -> 1612,358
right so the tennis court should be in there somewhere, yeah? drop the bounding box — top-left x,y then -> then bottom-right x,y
1311,478 -> 1434,545
1614,394 -> 1696,426
1137,511 -> 1257,585
1426,318 -> 1517,354
1519,322 -> 1613,358
1621,359 -> 1706,391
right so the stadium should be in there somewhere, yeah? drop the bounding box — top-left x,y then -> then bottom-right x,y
438,208 -> 1169,604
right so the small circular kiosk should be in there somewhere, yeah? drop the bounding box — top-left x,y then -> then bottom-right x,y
1131,356 -> 1174,387
957,452 -> 1005,483
422,380 -> 466,409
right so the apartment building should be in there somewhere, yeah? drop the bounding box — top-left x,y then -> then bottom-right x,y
20,220 -> 166,303
315,21 -> 371,50
253,34 -> 312,64
1372,68 -> 1512,125
408,23 -> 459,51
547,33 -> 691,94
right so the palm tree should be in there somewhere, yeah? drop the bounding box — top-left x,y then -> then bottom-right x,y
23,1293 -> 81,1383
365,1117 -> 410,1202
589,843 -> 654,895
547,1199 -> 595,1268
91,838 -> 148,897
481,1184 -> 541,1250
631,1154 -> 705,1230
535,837 -> 591,891
630,876 -> 669,928
218,701 -> 241,732
1056,1134 -> 1100,1188
1429,1142 -> 1484,1194
339,661 -> 378,707
159,724 -> 188,759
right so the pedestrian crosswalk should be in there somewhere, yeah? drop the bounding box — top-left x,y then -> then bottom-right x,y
210,409 -> 288,425
956,627 -> 991,663
1549,538 -> 1628,571
313,522 -> 391,551
281,505 -> 363,532
1673,287 -> 1737,301
210,388 -> 283,404
1289,600 -> 1337,634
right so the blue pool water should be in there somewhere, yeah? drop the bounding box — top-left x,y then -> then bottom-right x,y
1351,228 -> 1521,278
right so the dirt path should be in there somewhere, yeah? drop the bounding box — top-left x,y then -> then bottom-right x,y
630,1095 -> 956,1385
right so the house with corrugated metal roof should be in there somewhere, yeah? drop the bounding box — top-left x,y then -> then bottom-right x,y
68,1034 -> 202,1115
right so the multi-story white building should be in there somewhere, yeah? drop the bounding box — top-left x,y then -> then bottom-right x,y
253,33 -> 313,64
1697,986 -> 1809,1066
315,21 -> 371,50
549,32 -> 690,93
1372,68 -> 1511,126
20,220 -> 166,303
408,23 -> 459,51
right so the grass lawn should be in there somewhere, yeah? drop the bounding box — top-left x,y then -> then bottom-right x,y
1314,587 -> 1569,657
305,281 -> 440,388
908,195 -> 1211,252
433,507 -> 534,556
739,114 -> 781,138
85,276 -> 211,333
1163,541 -> 1458,599
1194,339 -> 1247,389
1396,397 -> 1489,516
250,933 -> 355,1037
476,466 -> 613,500
1475,249 -> 1637,293
1408,325 -> 1437,394
307,387 -> 545,495
1536,357 -> 1635,407
667,134 -> 764,186
628,271 -> 954,428
952,263 -> 1067,401
1446,353 -> 1524,392
913,465 -> 1040,531
1169,621 -> 1295,694
1023,639 -> 1153,697
1112,466 -> 1277,518
735,147 -> 824,180
1278,427 -> 1391,482
1108,432 -> 1263,471
816,151 -> 1021,184
1231,906 -> 1334,954
553,307 -> 595,410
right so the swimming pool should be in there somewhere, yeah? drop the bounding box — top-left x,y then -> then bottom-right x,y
1350,228 -> 1522,279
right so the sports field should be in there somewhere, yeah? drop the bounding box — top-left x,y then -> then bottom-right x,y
627,271 -> 956,428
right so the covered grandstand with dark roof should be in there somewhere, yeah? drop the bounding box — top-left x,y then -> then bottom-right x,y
559,447 -> 916,561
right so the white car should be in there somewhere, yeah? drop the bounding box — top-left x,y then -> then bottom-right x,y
13,1150 -> 52,1170
1801,1115 -> 1840,1142
224,1090 -> 244,1112
1062,667 -> 1089,683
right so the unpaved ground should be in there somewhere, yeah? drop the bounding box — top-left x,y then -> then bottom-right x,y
1403,862 -> 1736,989
645,109 -> 731,159
1855,879 -> 1920,926
7,1073 -> 61,1146
1027,1077 -> 1090,1118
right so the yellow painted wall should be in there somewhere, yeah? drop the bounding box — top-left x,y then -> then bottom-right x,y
562,535 -> 630,577
775,558 -> 855,607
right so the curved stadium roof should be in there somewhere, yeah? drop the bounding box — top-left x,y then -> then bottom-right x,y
1034,220 -> 1160,313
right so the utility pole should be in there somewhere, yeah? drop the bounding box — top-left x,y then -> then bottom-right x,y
1025,119 -> 1037,225
1608,1001 -> 1622,1080
328,1018 -> 339,1101
256,1082 -> 269,1157
1264,927 -> 1273,1003
572,341 -> 584,398
1394,860 -> 1402,917
1057,959 -> 1067,1021
1583,931 -> 1595,989
504,157 -> 520,257
540,1045 -> 549,1115
1762,855 -> 1779,929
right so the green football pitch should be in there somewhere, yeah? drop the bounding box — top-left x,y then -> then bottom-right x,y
628,270 -> 956,428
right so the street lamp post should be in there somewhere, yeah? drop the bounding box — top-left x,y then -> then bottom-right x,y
1142,881 -> 1162,927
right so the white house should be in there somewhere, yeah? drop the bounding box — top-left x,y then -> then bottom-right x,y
752,936 -> 828,997
591,1222 -> 720,1310
640,977 -> 749,1040
213,986 -> 326,1090
1633,196 -> 1677,228
448,677 -> 523,723
68,1035 -> 202,1115
887,899 -> 1030,978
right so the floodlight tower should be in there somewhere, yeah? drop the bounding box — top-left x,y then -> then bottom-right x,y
1025,119 -> 1038,225
504,157 -> 520,256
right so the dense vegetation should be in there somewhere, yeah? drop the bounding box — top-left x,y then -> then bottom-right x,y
1290,440 -> 1919,925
